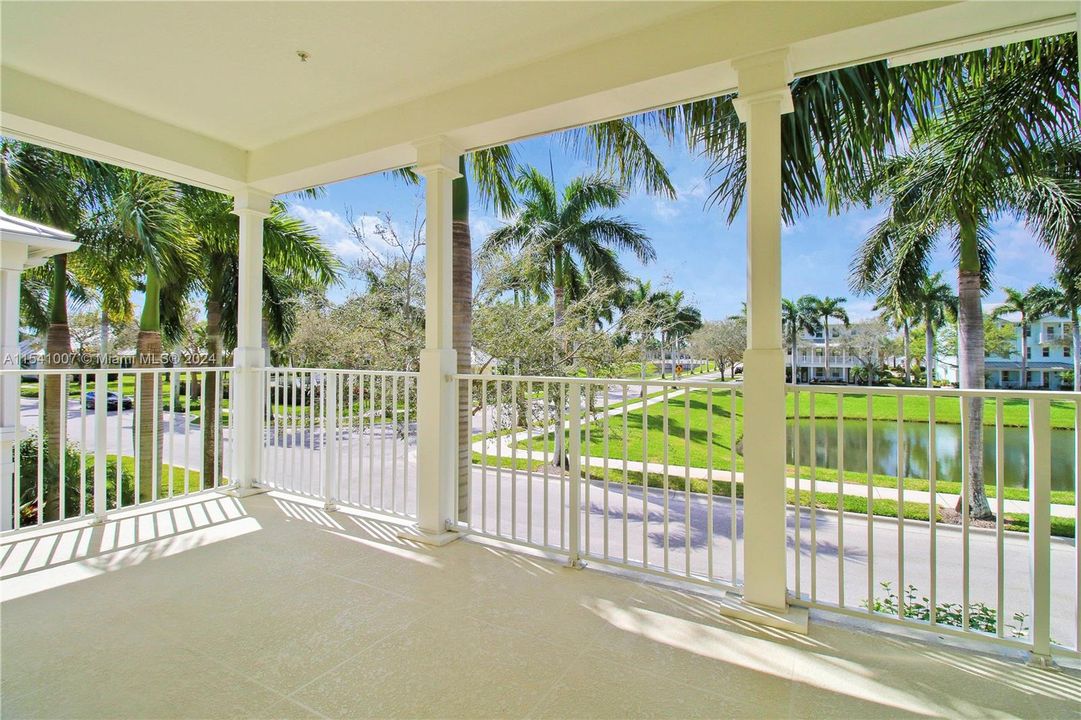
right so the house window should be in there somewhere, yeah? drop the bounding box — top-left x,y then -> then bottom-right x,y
1024,326 -> 1030,337
1066,346 -> 1072,358
1026,347 -> 1031,359
1026,371 -> 1032,383
1042,347 -> 1050,358
1001,371 -> 1009,383
1047,327 -> 1055,338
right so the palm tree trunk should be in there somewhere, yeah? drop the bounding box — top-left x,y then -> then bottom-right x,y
956,228 -> 992,519
99,310 -> 110,366
42,255 -> 71,521
1072,307 -> 1080,392
902,319 -> 911,385
1019,319 -> 1028,390
791,333 -> 798,385
134,270 -> 164,504
452,155 -> 472,522
553,247 -> 566,358
925,314 -> 934,389
202,298 -> 223,489
823,317 -> 830,380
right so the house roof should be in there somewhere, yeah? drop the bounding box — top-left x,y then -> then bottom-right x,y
985,360 -> 1074,372
0,211 -> 80,268
2,2 -> 1072,195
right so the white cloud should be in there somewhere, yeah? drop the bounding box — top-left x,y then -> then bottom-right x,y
470,215 -> 500,241
289,204 -> 400,259
652,199 -> 681,221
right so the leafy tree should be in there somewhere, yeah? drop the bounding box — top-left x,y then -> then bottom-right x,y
839,321 -> 892,386
687,318 -> 746,380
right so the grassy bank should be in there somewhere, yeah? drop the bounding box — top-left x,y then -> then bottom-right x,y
471,452 -> 1075,538
517,389 -> 1077,505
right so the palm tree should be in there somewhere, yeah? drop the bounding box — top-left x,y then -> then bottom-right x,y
180,187 -> 339,487
621,279 -> 664,378
110,170 -> 194,501
849,130 -> 1078,520
874,291 -> 915,384
653,290 -> 702,378
1036,271 -> 1080,391
482,169 -> 655,362
782,296 -> 819,384
992,285 -> 1055,389
432,121 -> 674,521
0,140 -> 97,520
809,296 -> 849,381
907,272 -> 957,388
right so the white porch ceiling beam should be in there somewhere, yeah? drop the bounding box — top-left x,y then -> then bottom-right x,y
0,66 -> 248,193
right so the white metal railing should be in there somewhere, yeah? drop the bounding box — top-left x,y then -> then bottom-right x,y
260,368 -> 417,519
787,383 -> 1080,658
457,374 -> 744,589
1,366 -> 233,530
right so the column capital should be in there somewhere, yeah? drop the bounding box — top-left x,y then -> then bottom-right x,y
413,136 -> 463,178
232,187 -> 274,217
732,48 -> 794,121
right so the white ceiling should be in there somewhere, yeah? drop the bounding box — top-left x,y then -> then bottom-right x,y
0,1 -> 699,150
1,1 -> 1076,194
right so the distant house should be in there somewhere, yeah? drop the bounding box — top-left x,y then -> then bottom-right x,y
937,311 -> 1074,390
784,325 -> 863,383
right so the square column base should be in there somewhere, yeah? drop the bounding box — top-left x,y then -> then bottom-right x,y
223,484 -> 272,498
397,524 -> 462,546
718,595 -> 808,634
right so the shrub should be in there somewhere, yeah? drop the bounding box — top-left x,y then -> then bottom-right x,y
865,581 -> 1028,638
17,433 -> 136,525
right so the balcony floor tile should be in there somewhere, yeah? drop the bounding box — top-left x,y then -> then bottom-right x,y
1,491 -> 1078,719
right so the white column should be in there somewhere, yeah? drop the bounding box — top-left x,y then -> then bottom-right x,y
733,49 -> 794,611
231,188 -> 273,495
0,242 -> 29,531
400,137 -> 461,545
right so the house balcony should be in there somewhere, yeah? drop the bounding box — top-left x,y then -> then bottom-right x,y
2,366 -> 1080,719
4,488 -> 1080,720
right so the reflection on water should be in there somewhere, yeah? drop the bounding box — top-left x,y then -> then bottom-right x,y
786,418 -> 1076,493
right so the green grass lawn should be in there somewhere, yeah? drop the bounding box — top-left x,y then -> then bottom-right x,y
517,389 -> 1077,505
111,454 -> 206,497
788,391 -> 1077,430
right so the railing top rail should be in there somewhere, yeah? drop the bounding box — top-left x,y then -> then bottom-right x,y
787,382 -> 1081,402
266,368 -> 418,377
0,366 -> 235,376
454,372 -> 742,389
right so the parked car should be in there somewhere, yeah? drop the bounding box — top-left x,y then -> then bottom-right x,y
84,391 -> 133,410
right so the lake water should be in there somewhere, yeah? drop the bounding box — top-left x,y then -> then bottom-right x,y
786,418 -> 1077,493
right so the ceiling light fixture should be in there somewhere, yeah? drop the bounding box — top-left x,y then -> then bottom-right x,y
296,50 -> 311,63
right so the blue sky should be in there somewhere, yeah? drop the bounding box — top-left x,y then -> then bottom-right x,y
287,128 -> 1059,322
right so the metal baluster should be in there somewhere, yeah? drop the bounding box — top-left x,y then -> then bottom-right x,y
995,398 -> 1005,637
897,393 -> 905,620
837,391 -> 845,607
1029,396 -> 1052,663
567,381 -> 584,568
928,393 -> 937,624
